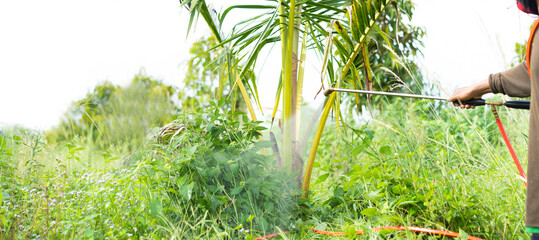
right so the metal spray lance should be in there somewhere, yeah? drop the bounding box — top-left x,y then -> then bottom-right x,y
323,88 -> 530,109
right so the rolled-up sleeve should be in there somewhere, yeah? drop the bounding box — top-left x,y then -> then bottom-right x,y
489,61 -> 531,98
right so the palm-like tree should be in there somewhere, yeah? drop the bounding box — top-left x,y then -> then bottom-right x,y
180,0 -> 422,196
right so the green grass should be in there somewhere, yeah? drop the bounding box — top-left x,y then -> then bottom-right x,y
0,97 -> 531,239
306,97 -> 529,239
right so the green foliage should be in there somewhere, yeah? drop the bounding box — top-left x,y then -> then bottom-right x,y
148,102 -> 299,234
1,103 -> 299,239
179,36 -> 256,113
0,129 -> 161,239
1,96 -> 531,239
512,41 -> 527,67
360,0 -> 425,92
46,72 -> 176,152
331,0 -> 425,112
510,22 -> 533,67
0,130 -> 21,234
180,36 -> 220,110
305,99 -> 528,239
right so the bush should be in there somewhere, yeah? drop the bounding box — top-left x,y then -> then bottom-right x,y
146,101 -> 300,236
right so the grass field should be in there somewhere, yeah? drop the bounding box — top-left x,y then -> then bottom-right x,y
0,96 -> 530,239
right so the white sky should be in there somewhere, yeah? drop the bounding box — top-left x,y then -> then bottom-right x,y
0,0 -> 535,130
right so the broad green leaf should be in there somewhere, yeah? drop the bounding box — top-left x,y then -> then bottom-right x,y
364,190 -> 382,201
231,185 -> 244,195
0,215 -> 7,228
230,163 -> 239,174
180,183 -> 194,201
315,173 -> 329,184
234,224 -> 243,230
332,37 -> 349,61
360,207 -> 377,217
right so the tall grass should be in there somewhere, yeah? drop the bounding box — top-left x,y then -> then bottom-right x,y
305,97 -> 529,239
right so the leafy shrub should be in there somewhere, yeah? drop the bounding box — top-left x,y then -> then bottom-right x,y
148,101 -> 299,235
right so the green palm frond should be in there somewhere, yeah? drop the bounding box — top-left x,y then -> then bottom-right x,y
180,0 -> 222,42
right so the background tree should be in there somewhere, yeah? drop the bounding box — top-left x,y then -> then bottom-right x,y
179,36 -> 256,114
46,72 -> 176,151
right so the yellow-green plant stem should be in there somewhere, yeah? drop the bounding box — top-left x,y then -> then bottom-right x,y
296,22 -> 308,138
279,0 -> 287,57
271,0 -> 287,125
302,92 -> 335,197
282,0 -> 297,173
236,75 -> 258,121
290,5 -> 303,176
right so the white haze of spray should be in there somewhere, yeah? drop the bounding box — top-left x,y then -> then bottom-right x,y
0,0 -> 534,130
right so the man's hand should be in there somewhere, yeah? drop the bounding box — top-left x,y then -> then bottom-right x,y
447,79 -> 492,109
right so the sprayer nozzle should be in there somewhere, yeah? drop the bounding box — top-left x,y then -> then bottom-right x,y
323,88 -> 334,97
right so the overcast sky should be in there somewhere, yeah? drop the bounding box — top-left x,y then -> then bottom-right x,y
0,0 -> 535,130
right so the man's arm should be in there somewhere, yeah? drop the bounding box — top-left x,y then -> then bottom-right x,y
448,62 -> 531,108
489,62 -> 531,97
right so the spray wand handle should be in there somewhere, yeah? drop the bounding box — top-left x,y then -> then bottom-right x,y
504,100 -> 530,110
456,99 -> 530,110
455,99 -> 486,107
